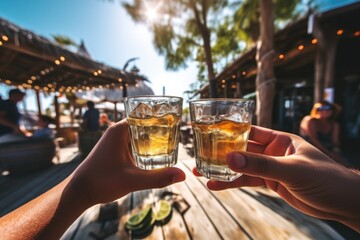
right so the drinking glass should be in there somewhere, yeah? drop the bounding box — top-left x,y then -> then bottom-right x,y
189,99 -> 254,181
124,96 -> 183,170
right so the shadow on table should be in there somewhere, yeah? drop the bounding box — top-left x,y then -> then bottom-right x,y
241,188 -> 360,239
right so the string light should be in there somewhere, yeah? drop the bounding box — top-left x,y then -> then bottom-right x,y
311,38 -> 318,44
279,54 -> 285,59
354,31 -> 360,37
298,45 -> 304,51
55,60 -> 61,65
337,29 -> 344,35
1,35 -> 8,41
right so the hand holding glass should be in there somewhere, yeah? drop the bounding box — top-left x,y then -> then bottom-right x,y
124,96 -> 183,170
189,99 -> 254,181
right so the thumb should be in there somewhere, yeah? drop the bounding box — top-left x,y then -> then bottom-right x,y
227,152 -> 289,182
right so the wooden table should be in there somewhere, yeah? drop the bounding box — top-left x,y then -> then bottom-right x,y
61,154 -> 343,240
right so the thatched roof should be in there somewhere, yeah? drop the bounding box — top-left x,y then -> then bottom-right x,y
0,17 -> 148,93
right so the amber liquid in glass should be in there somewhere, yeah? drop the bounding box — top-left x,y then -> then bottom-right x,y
192,120 -> 251,181
127,113 -> 181,169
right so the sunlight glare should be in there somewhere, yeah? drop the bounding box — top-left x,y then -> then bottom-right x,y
144,1 -> 162,23
146,8 -> 157,22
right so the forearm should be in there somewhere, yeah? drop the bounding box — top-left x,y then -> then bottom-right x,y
0,175 -> 92,239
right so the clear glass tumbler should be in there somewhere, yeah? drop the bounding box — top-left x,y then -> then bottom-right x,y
124,96 -> 183,170
189,98 -> 254,181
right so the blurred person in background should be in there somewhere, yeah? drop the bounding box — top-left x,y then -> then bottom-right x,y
99,112 -> 113,131
31,115 -> 55,139
300,101 -> 349,166
82,101 -> 100,132
0,89 -> 27,138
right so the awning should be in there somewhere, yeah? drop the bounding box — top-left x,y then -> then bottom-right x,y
0,17 -> 148,92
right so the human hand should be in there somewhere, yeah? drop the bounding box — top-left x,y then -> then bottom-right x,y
68,119 -> 186,206
193,125 -> 360,232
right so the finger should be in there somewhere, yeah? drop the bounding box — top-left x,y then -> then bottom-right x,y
207,175 -> 266,190
192,167 -> 203,177
227,152 -> 292,183
247,140 -> 266,154
130,167 -> 186,191
106,119 -> 130,141
249,125 -> 277,145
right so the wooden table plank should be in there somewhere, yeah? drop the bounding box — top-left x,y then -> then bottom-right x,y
181,158 -> 343,240
61,146 -> 346,240
176,160 -> 251,240
240,188 -> 343,239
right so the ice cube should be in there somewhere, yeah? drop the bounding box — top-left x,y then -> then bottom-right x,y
130,103 -> 153,118
152,103 -> 170,116
226,105 -> 245,122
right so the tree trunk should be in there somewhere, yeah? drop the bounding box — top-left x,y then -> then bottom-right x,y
312,17 -> 338,103
255,0 -> 276,127
190,0 -> 216,97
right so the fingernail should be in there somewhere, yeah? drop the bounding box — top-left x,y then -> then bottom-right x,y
228,152 -> 246,169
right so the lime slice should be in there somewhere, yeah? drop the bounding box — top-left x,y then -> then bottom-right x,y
131,211 -> 156,237
126,210 -> 155,231
155,200 -> 172,222
126,205 -> 152,227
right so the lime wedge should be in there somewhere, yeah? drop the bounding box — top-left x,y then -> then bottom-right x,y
126,210 -> 155,231
155,200 -> 172,222
126,205 -> 152,227
131,211 -> 156,237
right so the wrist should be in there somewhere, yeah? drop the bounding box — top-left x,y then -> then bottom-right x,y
62,175 -> 94,212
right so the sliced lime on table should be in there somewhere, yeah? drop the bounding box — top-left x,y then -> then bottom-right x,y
155,200 -> 172,222
131,211 -> 156,237
126,205 -> 152,229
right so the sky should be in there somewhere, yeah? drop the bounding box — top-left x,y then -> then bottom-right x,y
0,0 -> 198,111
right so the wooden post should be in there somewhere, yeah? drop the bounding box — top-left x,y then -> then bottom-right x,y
54,94 -> 60,131
312,15 -> 338,103
123,84 -> 127,98
35,90 -> 42,117
114,102 -> 118,122
314,50 -> 325,103
256,0 -> 276,127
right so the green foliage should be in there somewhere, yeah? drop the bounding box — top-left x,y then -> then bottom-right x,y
233,0 -> 303,44
52,35 -> 78,47
122,0 -> 305,94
